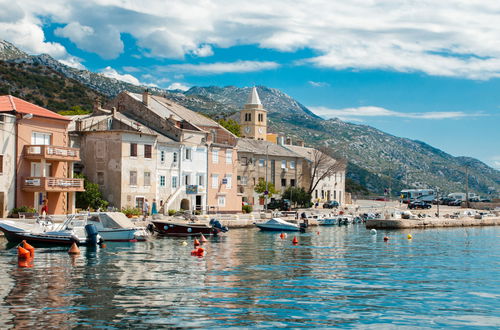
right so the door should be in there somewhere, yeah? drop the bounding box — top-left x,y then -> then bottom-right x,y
195,195 -> 202,211
136,197 -> 144,210
31,162 -> 51,177
35,192 -> 47,213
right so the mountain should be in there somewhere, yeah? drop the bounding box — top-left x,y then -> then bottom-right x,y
1,40 -> 498,196
0,40 -> 28,61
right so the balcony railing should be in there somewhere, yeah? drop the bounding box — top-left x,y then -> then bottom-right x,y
24,145 -> 80,161
22,177 -> 85,192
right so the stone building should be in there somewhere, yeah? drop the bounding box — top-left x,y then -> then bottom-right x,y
239,87 -> 267,141
0,96 -> 83,215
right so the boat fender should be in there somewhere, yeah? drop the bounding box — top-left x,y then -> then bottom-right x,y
85,224 -> 99,246
146,223 -> 155,233
370,229 -> 377,235
187,228 -> 192,233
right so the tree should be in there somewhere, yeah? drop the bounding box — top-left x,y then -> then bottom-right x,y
75,174 -> 109,210
254,178 -> 278,199
307,146 -> 347,195
282,186 -> 312,208
218,118 -> 241,137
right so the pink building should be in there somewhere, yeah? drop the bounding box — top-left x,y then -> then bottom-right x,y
0,96 -> 84,215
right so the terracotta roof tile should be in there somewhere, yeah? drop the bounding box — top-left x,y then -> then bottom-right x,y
0,95 -> 70,121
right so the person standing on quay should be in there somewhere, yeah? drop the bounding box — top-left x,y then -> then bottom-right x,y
151,199 -> 158,215
143,199 -> 150,220
41,199 -> 49,218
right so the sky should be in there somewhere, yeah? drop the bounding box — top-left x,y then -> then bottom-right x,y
0,0 -> 499,169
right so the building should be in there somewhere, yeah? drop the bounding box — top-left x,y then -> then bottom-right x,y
0,112 -> 16,217
107,91 -> 241,214
236,138 -> 304,209
0,95 -> 84,215
239,87 -> 267,141
284,144 -> 346,205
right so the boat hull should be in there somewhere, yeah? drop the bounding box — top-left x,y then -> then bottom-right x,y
255,224 -> 299,231
98,228 -> 147,242
151,221 -> 222,236
0,227 -> 83,246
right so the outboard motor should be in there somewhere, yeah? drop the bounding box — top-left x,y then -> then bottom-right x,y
209,219 -> 229,233
85,223 -> 99,246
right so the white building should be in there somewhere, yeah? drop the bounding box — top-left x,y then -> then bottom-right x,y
0,113 -> 16,217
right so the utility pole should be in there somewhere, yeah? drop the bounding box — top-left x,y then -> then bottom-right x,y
436,187 -> 440,217
265,145 -> 269,212
465,165 -> 470,208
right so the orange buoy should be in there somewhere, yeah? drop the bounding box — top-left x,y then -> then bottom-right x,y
196,247 -> 205,256
383,236 -> 389,241
317,231 -> 320,235
280,233 -> 285,239
191,249 -> 198,256
200,234 -> 208,243
292,236 -> 298,245
68,242 -> 80,255
17,246 -> 30,260
194,238 -> 200,246
22,240 -> 35,258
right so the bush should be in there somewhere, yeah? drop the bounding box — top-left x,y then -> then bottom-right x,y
242,205 -> 253,213
11,206 -> 37,215
121,207 -> 142,217
75,174 -> 109,210
168,209 -> 177,216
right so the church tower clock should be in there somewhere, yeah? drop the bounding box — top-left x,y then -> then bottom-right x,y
240,87 -> 267,140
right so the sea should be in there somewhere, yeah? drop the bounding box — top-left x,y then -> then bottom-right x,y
0,224 -> 499,328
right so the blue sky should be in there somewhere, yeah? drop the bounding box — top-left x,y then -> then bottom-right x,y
0,0 -> 499,169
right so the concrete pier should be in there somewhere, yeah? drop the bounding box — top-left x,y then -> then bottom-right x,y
365,216 -> 500,229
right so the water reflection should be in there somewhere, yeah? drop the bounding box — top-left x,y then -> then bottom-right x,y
0,226 -> 499,328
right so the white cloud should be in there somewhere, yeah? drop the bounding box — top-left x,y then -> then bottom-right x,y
99,66 -> 140,85
167,82 -> 191,91
309,105 -> 482,121
4,1 -> 500,79
158,61 -> 280,75
308,81 -> 329,87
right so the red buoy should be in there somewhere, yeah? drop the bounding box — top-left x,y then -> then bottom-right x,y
292,236 -> 298,245
200,234 -> 208,243
17,246 -> 30,260
22,240 -> 35,258
68,242 -> 80,255
384,236 -> 389,241
280,233 -> 285,239
194,238 -> 200,246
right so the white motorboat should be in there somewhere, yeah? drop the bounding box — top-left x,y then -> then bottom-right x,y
85,212 -> 149,241
254,218 -> 300,231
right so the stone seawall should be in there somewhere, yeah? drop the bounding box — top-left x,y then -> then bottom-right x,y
365,217 -> 500,229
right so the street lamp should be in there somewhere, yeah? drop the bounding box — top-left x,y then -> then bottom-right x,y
265,145 -> 269,212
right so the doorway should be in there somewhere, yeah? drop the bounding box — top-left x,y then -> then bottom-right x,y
180,199 -> 190,211
195,195 -> 202,211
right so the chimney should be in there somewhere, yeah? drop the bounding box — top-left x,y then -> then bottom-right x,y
75,119 -> 82,131
277,133 -> 285,146
142,90 -> 150,106
93,98 -> 101,115
297,140 -> 304,147
285,137 -> 292,145
111,107 -> 117,116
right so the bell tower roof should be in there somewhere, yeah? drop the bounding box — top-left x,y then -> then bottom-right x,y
246,87 -> 262,105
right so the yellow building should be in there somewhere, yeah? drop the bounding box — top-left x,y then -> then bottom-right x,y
239,87 -> 267,140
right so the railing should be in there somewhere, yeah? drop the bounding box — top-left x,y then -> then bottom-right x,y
24,145 -> 80,161
22,177 -> 84,192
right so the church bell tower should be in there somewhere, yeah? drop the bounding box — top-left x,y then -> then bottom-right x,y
240,87 -> 267,140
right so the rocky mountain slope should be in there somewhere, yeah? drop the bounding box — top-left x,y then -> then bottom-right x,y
1,40 -> 498,196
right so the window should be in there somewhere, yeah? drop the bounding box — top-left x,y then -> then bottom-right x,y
212,174 -> 219,188
226,150 -> 232,164
240,176 -> 248,185
218,196 -> 226,207
159,175 -> 166,187
212,148 -> 219,163
173,152 -> 178,163
198,174 -> 204,186
281,178 -> 287,187
259,159 -> 265,167
144,144 -> 152,159
241,156 -> 247,165
129,171 -> 137,186
144,172 -> 151,186
244,113 -> 252,122
97,172 -> 104,185
290,161 -> 296,169
185,148 -> 191,160
130,143 -> 137,157
31,132 -> 51,145
281,160 -> 287,169
184,174 -> 190,185
160,151 -> 165,162
258,113 -> 264,122
225,174 -> 232,189
172,176 -> 178,188
291,179 -> 296,187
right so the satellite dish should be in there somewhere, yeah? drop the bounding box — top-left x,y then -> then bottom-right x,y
22,113 -> 33,120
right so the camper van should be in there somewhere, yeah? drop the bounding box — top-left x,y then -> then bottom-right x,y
447,192 -> 479,202
400,189 -> 436,203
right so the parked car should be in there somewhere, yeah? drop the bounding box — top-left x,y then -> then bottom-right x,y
480,198 -> 492,203
323,200 -> 340,209
448,199 -> 462,206
267,199 -> 291,211
439,197 -> 455,205
408,200 -> 432,209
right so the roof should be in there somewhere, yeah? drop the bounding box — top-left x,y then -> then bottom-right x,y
247,87 -> 262,105
283,145 -> 316,161
128,92 -> 219,128
236,138 -> 302,158
0,95 -> 70,121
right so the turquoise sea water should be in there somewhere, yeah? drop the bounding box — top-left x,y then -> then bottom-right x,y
0,225 -> 499,328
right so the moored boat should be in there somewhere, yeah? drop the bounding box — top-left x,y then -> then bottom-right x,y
86,212 -> 149,241
151,218 -> 228,236
255,218 -> 299,231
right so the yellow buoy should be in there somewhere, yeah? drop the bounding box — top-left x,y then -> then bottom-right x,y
181,241 -> 188,246
407,234 -> 412,239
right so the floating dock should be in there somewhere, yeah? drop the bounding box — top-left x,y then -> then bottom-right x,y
365,216 -> 500,229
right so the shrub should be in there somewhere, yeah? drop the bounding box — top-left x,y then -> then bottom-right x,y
242,205 -> 253,213
121,207 -> 142,217
11,206 -> 37,215
168,209 -> 177,216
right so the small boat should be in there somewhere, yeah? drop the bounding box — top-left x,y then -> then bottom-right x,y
0,215 -> 101,246
317,217 -> 339,225
151,218 -> 228,236
86,212 -> 149,241
255,218 -> 300,231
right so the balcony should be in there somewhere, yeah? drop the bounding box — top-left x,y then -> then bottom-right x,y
24,145 -> 80,162
22,177 -> 85,192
